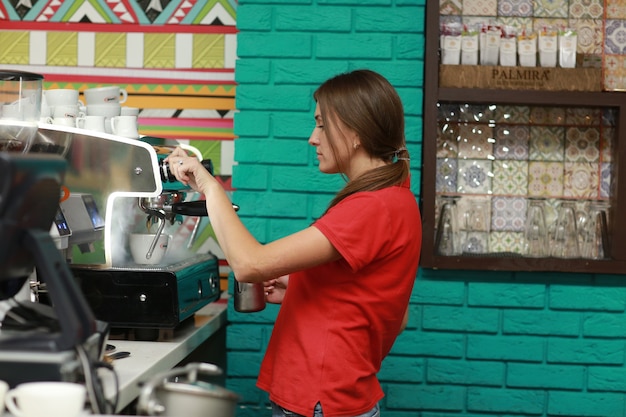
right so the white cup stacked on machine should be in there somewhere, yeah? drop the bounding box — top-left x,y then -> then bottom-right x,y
83,86 -> 138,138
42,88 -> 85,128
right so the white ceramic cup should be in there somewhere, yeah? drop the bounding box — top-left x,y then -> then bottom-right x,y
110,115 -> 139,138
84,86 -> 128,105
2,103 -> 23,120
129,233 -> 170,265
52,116 -> 79,127
121,106 -> 139,116
0,380 -> 8,414
53,104 -> 83,119
4,381 -> 86,417
86,104 -> 121,133
77,115 -> 107,133
45,89 -> 82,107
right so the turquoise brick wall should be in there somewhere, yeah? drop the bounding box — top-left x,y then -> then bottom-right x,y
228,1 -> 626,416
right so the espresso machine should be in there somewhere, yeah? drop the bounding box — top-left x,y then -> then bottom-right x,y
0,72 -> 109,398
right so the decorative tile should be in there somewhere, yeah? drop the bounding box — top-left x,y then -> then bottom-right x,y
493,125 -> 530,160
601,162 -> 612,198
571,19 -> 604,54
604,55 -> 626,91
47,32 -> 78,66
569,0 -> 603,19
528,161 -> 564,197
0,32 -> 30,64
534,0 -> 569,18
457,159 -> 493,194
437,123 -> 459,158
494,105 -> 530,124
565,127 -> 600,162
606,0 -> 626,18
565,107 -> 602,125
605,20 -> 626,54
497,17 -> 534,32
489,231 -> 525,253
457,123 -> 494,159
458,196 -> 491,230
601,126 -> 615,162
563,162 -> 600,198
458,104 -> 496,123
441,0 -> 464,15
491,196 -> 526,231
438,102 -> 461,122
532,18 -> 569,32
492,160 -> 528,195
463,0 -> 498,16
436,158 -> 458,193
529,126 -> 565,161
498,0 -> 533,16
529,106 -> 565,125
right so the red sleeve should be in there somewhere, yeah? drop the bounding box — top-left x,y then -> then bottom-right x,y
313,193 -> 392,272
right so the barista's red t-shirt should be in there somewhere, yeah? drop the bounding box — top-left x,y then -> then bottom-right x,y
256,179 -> 422,417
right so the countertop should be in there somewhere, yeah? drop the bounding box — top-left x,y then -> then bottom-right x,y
101,300 -> 227,413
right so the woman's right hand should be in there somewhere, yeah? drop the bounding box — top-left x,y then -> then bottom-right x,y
264,275 -> 289,304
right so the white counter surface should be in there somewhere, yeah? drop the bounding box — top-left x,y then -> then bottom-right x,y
101,301 -> 227,413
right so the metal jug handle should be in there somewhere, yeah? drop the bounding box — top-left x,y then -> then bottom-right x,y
137,362 -> 223,416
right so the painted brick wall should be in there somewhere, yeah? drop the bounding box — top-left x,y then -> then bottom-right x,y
228,1 -> 626,416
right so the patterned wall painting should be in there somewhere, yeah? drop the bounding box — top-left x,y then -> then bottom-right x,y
0,0 -> 238,274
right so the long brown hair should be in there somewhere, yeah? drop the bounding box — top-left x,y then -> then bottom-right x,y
314,69 -> 410,213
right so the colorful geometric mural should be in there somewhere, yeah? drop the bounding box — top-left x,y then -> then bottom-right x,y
0,0 -> 238,275
0,0 -> 237,176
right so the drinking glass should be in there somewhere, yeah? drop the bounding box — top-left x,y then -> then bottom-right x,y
551,200 -> 579,258
435,195 -> 460,256
462,199 -> 489,254
524,198 -> 548,257
579,201 -> 610,260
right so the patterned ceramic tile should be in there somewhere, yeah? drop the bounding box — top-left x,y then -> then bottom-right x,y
438,102 -> 461,122
457,123 -> 494,159
491,196 -> 526,231
569,0 -> 603,19
463,0 -> 498,15
601,126 -> 615,162
532,18 -> 569,32
565,127 -> 600,162
563,162 -> 600,198
529,126 -> 565,161
534,0 -> 569,18
601,162 -> 612,198
441,0 -> 464,15
571,19 -> 604,54
605,20 -> 626,54
604,55 -> 626,91
458,104 -> 496,123
497,17 -> 534,32
489,231 -> 525,253
528,161 -> 564,197
494,105 -> 530,124
529,106 -> 565,125
47,32 -> 79,66
458,159 -> 493,194
498,0 -> 533,16
493,125 -> 530,160
565,107 -> 602,125
606,0 -> 626,18
436,158 -> 459,193
0,32 -> 30,64
492,160 -> 529,195
437,123 -> 460,158
458,196 -> 491,230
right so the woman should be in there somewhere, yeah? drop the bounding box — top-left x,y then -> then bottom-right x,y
166,69 -> 422,417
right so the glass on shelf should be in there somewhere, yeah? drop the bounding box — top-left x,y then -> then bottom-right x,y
524,197 -> 548,257
551,200 -> 580,259
579,201 -> 610,260
435,195 -> 460,256
462,199 -> 489,254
